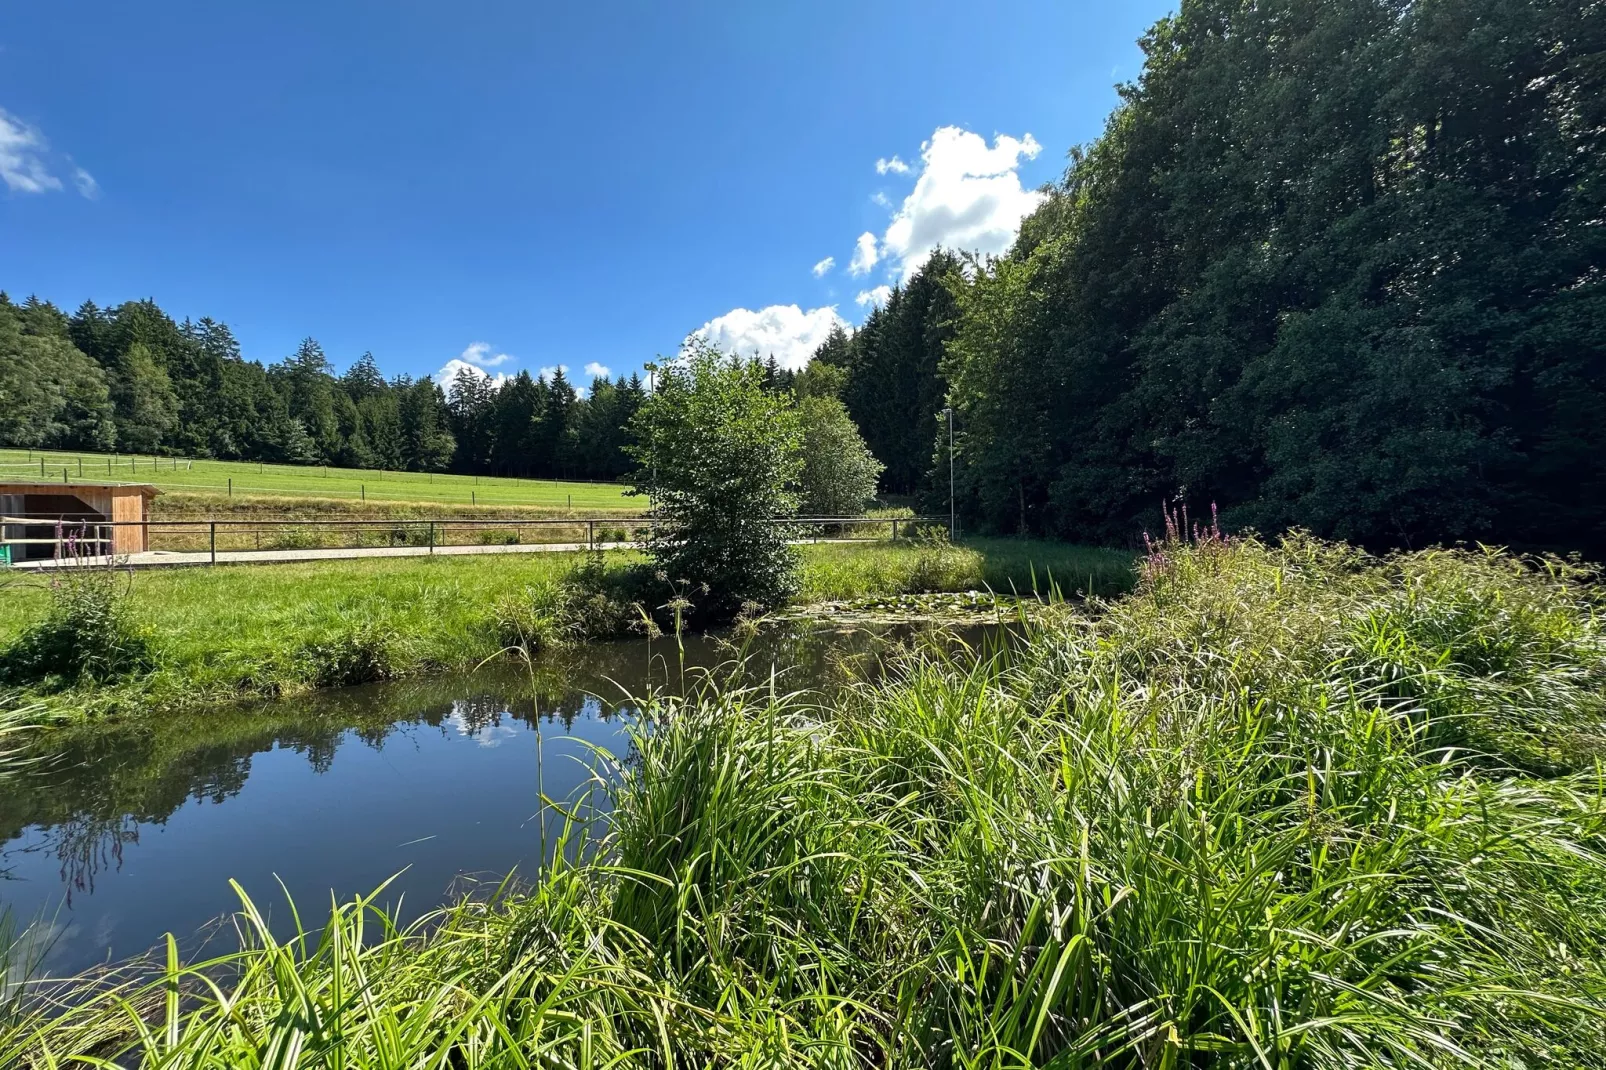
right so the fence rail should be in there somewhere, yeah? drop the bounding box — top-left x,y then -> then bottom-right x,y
0,514 -> 951,566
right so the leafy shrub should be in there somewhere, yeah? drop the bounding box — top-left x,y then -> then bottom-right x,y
629,341 -> 803,619
904,527 -> 972,592
493,552 -> 642,651
295,623 -> 406,688
797,395 -> 883,516
0,565 -> 155,690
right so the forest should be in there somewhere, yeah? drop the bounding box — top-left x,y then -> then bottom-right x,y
0,292 -> 650,482
820,0 -> 1604,554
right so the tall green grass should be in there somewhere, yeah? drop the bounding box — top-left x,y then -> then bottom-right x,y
7,533 -> 1604,1066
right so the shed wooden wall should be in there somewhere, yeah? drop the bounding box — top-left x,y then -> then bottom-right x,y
110,492 -> 146,554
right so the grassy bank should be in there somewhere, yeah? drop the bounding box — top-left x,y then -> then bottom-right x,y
9,533 -> 1605,1066
0,538 -> 1131,719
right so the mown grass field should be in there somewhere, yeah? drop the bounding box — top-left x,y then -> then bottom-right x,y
0,447 -> 637,512
0,538 -> 1134,717
8,534 -> 1605,1066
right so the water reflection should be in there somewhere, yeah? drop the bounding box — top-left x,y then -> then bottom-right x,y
0,620 -> 977,975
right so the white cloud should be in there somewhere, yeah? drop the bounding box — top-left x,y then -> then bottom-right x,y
848,231 -> 878,277
458,341 -> 514,368
878,126 -> 1046,282
870,191 -> 891,208
583,361 -> 611,380
539,364 -> 569,381
691,304 -> 849,372
438,358 -> 509,391
875,155 -> 910,175
71,165 -> 98,199
855,286 -> 892,310
811,256 -> 835,278
0,108 -> 63,194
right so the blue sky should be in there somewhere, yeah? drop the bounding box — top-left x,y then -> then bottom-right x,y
0,1 -> 1173,389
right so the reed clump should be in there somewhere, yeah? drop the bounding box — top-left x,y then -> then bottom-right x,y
8,532 -> 1606,1067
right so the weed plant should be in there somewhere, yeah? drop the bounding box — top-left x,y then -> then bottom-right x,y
0,558 -> 153,692
8,531 -> 1605,1066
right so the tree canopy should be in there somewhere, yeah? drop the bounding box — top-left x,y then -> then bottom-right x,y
806,0 -> 1605,555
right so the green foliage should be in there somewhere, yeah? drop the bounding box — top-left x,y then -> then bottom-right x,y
1,291 -> 648,481
796,395 -> 883,516
790,0 -> 1606,555
109,341 -> 179,453
815,252 -> 960,497
630,341 -> 804,619
11,536 -> 1606,1066
0,299 -> 115,450
0,565 -> 154,690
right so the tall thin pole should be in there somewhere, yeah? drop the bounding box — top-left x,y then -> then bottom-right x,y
645,361 -> 658,517
945,407 -> 956,541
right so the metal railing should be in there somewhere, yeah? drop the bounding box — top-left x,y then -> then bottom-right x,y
0,514 -> 950,566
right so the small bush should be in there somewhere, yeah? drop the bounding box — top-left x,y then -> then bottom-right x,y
295,623 -> 406,688
0,565 -> 155,690
492,553 -> 642,652
905,528 -> 972,592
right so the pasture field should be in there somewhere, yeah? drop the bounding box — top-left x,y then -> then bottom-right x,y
0,448 -> 637,512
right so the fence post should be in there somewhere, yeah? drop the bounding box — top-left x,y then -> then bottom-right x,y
228,478 -> 232,498
891,517 -> 899,540
428,521 -> 435,554
588,519 -> 595,550
209,521 -> 216,565
39,459 -> 45,477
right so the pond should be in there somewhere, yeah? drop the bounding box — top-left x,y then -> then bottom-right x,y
0,621 -> 982,978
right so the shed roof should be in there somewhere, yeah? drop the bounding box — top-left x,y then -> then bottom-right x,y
0,481 -> 162,498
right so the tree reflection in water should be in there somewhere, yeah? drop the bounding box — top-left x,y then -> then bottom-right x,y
0,619 -> 992,896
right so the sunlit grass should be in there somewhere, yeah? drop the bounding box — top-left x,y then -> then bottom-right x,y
0,447 -> 636,510
6,533 -> 1605,1066
0,539 -> 1130,718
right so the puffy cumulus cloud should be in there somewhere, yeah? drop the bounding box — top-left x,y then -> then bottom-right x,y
458,341 -> 514,368
583,361 -> 611,380
691,304 -> 849,372
875,155 -> 910,175
437,358 -> 509,392
879,127 -> 1045,282
811,256 -> 835,278
848,231 -> 879,277
0,108 -> 63,194
855,286 -> 892,310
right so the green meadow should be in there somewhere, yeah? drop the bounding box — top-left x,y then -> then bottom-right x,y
0,447 -> 637,512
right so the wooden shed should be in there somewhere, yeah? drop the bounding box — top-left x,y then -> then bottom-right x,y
0,482 -> 161,561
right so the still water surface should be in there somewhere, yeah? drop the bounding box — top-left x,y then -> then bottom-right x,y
0,623 -> 955,976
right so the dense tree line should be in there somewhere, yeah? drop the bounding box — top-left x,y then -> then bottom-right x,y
0,293 -> 648,481
813,0 -> 1604,554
